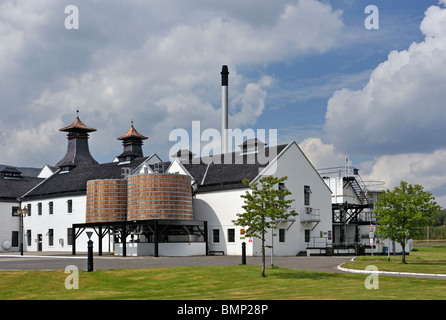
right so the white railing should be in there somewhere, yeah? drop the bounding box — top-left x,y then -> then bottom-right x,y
300,208 -> 321,223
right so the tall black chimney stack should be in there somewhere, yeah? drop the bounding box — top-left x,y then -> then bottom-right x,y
221,65 -> 229,154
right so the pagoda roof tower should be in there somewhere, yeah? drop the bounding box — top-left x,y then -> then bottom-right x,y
116,122 -> 148,163
56,114 -> 99,170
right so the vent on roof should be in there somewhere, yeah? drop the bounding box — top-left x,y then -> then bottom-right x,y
59,164 -> 76,173
239,138 -> 266,155
172,149 -> 195,164
1,167 -> 22,180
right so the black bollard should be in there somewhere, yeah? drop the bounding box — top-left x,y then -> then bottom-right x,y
87,239 -> 94,272
241,242 -> 246,265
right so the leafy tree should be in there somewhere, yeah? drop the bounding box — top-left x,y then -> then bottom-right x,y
233,176 -> 297,277
375,181 -> 442,263
433,210 -> 446,226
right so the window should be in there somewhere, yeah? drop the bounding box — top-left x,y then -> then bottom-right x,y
67,228 -> 73,246
304,186 -> 312,206
26,230 -> 32,246
49,202 -> 53,215
279,229 -> 285,243
67,200 -> 72,213
227,229 -> 235,243
212,229 -> 220,243
11,206 -> 18,216
278,183 -> 286,200
48,229 -> 54,246
304,229 -> 310,243
27,204 -> 31,216
11,231 -> 19,247
38,203 -> 42,215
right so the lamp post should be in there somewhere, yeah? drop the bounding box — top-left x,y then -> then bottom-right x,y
17,205 -> 28,256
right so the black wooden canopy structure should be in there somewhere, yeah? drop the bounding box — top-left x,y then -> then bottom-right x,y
72,219 -> 208,257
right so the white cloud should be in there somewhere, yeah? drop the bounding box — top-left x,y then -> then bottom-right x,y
230,76 -> 274,127
318,3 -> 446,208
364,149 -> 446,207
0,22 -> 23,74
0,0 -> 345,166
324,4 -> 446,157
299,137 -> 347,169
297,138 -> 446,208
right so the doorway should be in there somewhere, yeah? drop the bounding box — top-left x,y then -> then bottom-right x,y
37,234 -> 42,251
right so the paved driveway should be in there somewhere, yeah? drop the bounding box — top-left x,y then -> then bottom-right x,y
0,252 -> 353,273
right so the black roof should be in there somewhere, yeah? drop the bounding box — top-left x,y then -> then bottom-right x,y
23,157 -> 150,200
22,144 -> 288,199
182,144 -> 288,193
0,165 -> 41,177
0,175 -> 44,202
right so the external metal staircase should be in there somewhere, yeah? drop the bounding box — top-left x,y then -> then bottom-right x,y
344,176 -> 369,206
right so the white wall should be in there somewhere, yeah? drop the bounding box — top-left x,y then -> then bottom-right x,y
114,242 -> 206,256
0,202 -> 20,253
194,188 -> 253,256
258,142 -> 333,255
324,177 -> 361,204
22,195 -> 110,253
194,142 -> 333,256
19,142 -> 333,257
37,165 -> 56,179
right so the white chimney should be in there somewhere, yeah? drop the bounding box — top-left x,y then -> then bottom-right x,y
221,65 -> 229,154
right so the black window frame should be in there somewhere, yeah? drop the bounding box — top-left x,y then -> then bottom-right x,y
279,228 -> 285,242
67,200 -> 73,213
26,230 -> 32,246
48,229 -> 54,246
67,228 -> 73,246
11,231 -> 19,247
212,229 -> 220,243
305,229 -> 310,243
304,186 -> 312,206
227,228 -> 235,243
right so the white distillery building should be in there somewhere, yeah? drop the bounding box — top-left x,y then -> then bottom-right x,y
319,162 -> 412,255
20,118 -> 163,254
171,140 -> 333,257
17,113 -> 333,257
15,66 -> 334,257
0,167 -> 43,253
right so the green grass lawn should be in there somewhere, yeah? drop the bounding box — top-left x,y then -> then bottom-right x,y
342,244 -> 446,275
1,244 -> 446,300
1,263 -> 446,300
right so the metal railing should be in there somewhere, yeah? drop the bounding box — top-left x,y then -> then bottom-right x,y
331,237 -> 358,247
305,237 -> 328,248
300,208 -> 321,222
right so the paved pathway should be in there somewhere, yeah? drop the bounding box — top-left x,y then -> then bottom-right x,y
1,252 -> 445,279
338,257 -> 446,280
0,252 -> 351,273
